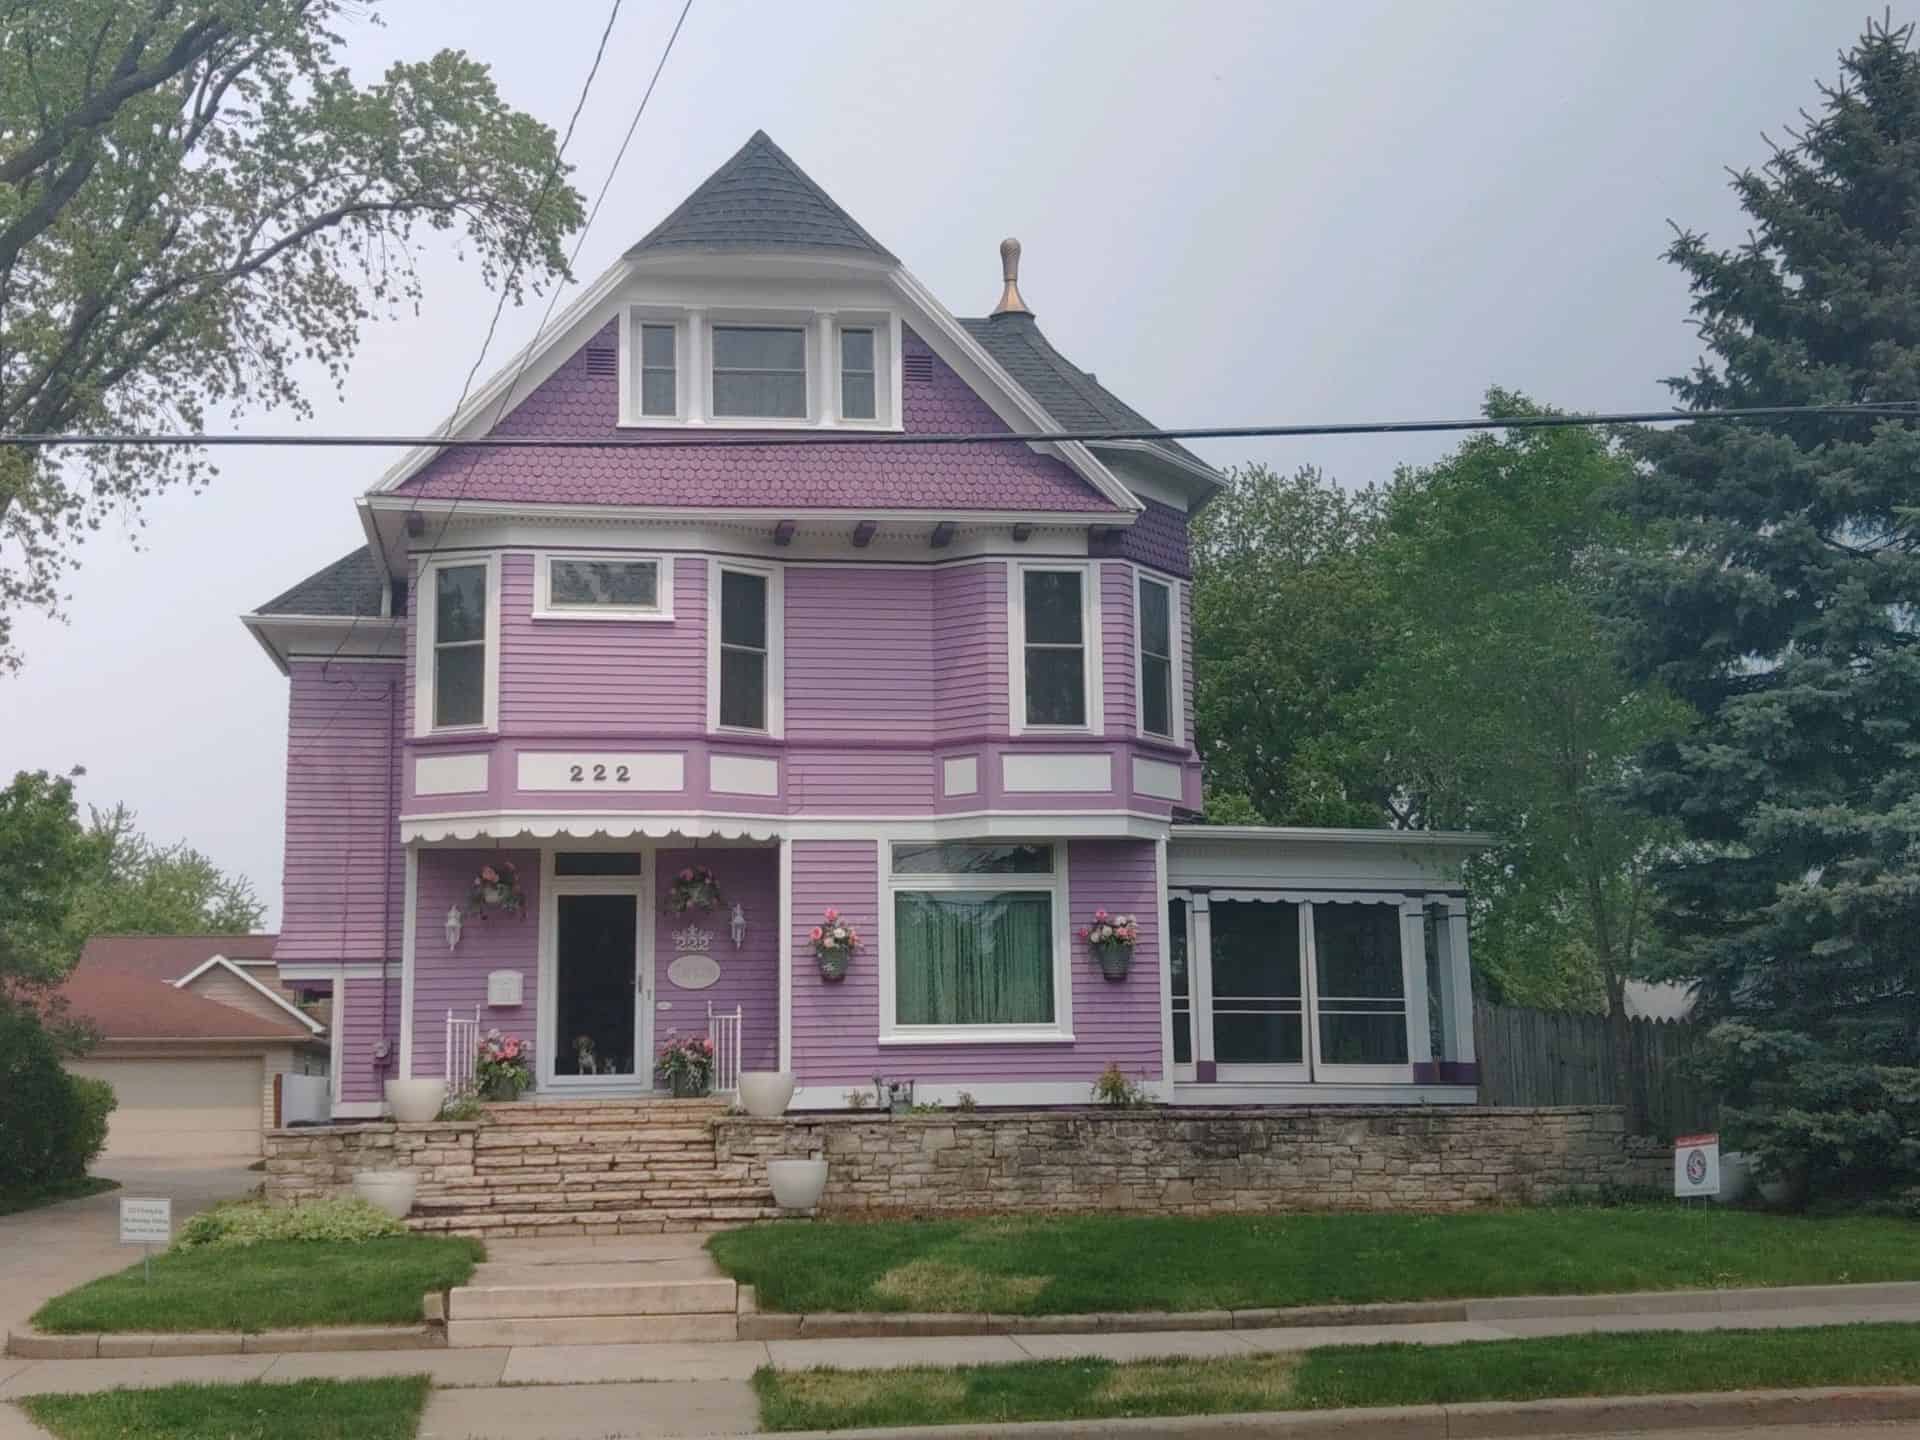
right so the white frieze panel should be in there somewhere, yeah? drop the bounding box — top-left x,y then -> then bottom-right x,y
1002,752 -> 1112,793
709,753 -> 779,796
516,752 -> 685,793
1131,756 -> 1184,801
942,755 -> 980,796
415,752 -> 489,796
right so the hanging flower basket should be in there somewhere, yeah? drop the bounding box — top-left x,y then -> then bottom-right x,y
1078,910 -> 1138,981
467,861 -> 525,919
811,908 -> 860,981
665,864 -> 725,915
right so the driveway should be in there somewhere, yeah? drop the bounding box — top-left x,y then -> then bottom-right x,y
0,1157 -> 257,1339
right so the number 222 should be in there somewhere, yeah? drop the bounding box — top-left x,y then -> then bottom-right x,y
568,763 -> 630,783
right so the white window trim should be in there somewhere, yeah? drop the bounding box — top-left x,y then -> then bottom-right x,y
414,552 -> 500,738
706,559 -> 785,739
877,839 -> 1075,1045
1008,561 -> 1104,737
1133,566 -> 1182,745
532,551 -> 675,622
618,304 -> 902,432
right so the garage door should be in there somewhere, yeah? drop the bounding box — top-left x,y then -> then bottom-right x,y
67,1057 -> 265,1158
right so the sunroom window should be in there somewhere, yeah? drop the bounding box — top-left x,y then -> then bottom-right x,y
711,325 -> 807,418
886,842 -> 1064,1038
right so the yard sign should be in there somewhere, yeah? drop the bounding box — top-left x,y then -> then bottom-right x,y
119,1196 -> 171,1281
1672,1132 -> 1721,1198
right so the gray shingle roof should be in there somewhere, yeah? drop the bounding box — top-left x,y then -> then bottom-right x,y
255,546 -> 383,617
959,313 -> 1210,474
627,131 -> 895,262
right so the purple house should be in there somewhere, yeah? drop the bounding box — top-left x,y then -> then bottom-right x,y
245,133 -> 1483,1119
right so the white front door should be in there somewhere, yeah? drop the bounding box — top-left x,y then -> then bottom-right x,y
540,852 -> 654,1090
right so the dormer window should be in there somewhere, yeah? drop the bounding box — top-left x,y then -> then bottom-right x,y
711,326 -> 808,419
640,324 -> 677,416
840,328 -> 876,420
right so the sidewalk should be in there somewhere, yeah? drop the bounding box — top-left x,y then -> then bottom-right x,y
4,1295 -> 1918,1438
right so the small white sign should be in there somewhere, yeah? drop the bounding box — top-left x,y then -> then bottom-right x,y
1673,1132 -> 1721,1198
119,1196 -> 172,1246
667,953 -> 722,991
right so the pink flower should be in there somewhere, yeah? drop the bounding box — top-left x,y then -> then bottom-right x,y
824,908 -> 838,921
810,927 -> 824,942
680,868 -> 695,883
480,866 -> 498,884
1095,909 -> 1108,921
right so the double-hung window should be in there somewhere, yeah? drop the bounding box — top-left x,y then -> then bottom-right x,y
711,564 -> 781,734
639,324 -> 677,417
711,325 -> 807,419
884,842 -> 1069,1042
534,554 -> 670,620
1019,567 -> 1093,729
1136,573 -> 1176,740
839,327 -> 876,420
422,558 -> 494,732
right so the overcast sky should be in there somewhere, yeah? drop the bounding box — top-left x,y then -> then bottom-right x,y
1,1 -> 1882,925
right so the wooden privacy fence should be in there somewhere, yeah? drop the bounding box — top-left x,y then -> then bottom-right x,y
1473,998 -> 1717,1140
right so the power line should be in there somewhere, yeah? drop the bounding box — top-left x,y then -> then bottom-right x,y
8,401 -> 1920,453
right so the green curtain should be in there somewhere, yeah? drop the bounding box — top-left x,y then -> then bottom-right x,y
895,890 -> 1054,1025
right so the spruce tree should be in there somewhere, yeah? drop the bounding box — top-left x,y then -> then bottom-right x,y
1617,19 -> 1920,1197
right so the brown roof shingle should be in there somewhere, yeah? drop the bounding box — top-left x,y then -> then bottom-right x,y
57,934 -> 317,1043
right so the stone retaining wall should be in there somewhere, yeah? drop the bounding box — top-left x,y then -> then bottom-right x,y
266,1105 -> 1665,1216
712,1106 -> 1666,1215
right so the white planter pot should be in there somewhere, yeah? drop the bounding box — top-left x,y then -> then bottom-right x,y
767,1157 -> 829,1211
385,1078 -> 448,1124
737,1071 -> 797,1119
352,1169 -> 419,1219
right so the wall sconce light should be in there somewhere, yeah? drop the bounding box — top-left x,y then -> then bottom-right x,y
445,905 -> 464,952
729,902 -> 748,949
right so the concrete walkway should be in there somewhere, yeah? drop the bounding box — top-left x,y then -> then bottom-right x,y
4,1295 -> 1917,1438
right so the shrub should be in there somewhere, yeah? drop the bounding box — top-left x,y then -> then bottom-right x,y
0,1002 -> 114,1185
58,1076 -> 115,1179
177,1197 -> 406,1249
1091,1062 -> 1150,1109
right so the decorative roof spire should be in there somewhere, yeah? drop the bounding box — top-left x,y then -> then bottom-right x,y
991,236 -> 1032,317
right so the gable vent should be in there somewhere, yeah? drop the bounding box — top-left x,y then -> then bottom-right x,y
902,352 -> 934,385
584,346 -> 618,377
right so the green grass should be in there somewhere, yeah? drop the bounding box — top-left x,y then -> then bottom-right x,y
22,1377 -> 431,1440
754,1322 -> 1920,1431
709,1207 -> 1920,1315
0,1176 -> 118,1217
31,1237 -> 482,1334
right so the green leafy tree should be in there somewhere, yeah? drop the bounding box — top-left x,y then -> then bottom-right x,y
66,803 -> 265,939
0,769 -> 100,1000
0,1 -> 584,666
1190,464 -> 1394,826
1330,398 -> 1690,1108
1614,20 -> 1920,1193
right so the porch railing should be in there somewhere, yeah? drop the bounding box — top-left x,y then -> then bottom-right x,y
707,1002 -> 742,1094
446,1006 -> 481,1094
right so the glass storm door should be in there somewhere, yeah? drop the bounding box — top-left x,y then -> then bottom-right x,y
1168,894 -> 1196,1081
547,888 -> 648,1087
1208,897 -> 1310,1081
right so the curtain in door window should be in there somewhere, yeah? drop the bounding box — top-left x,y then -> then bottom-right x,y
894,890 -> 1054,1025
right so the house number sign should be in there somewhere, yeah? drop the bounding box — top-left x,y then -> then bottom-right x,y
516,752 -> 683,793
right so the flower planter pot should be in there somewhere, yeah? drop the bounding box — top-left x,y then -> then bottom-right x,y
817,950 -> 849,981
352,1168 -> 418,1219
767,1157 -> 829,1211
670,1072 -> 711,1099
385,1078 -> 448,1124
479,1077 -> 527,1103
1093,943 -> 1132,981
738,1071 -> 796,1118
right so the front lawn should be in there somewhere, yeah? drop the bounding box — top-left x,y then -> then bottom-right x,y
0,1176 -> 118,1217
754,1322 -> 1920,1431
31,1237 -> 481,1334
22,1377 -> 430,1440
710,1207 -> 1920,1315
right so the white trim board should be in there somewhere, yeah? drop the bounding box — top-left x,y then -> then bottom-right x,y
172,955 -> 325,1035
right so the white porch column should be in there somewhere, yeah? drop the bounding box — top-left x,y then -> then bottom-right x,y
1399,897 -> 1433,1068
1437,896 -> 1476,1066
1190,892 -> 1215,1071
397,847 -> 418,1079
777,837 -> 794,1074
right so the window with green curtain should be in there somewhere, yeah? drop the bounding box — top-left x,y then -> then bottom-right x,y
894,889 -> 1055,1025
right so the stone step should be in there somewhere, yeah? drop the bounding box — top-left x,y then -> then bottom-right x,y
446,1312 -> 738,1348
448,1276 -> 737,1321
469,1258 -> 719,1287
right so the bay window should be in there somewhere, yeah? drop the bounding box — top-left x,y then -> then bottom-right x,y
417,556 -> 497,734
883,842 -> 1070,1042
1136,573 -> 1176,740
709,562 -> 782,736
535,554 -> 669,620
1015,566 -> 1098,731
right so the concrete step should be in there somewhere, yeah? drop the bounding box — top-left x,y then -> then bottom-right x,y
469,1258 -> 721,1287
449,1276 -> 736,1321
446,1311 -> 738,1347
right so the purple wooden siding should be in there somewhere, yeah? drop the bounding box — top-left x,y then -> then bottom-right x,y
933,563 -> 1007,740
277,660 -> 404,965
787,837 -> 1162,1088
1181,581 -> 1201,808
399,323 -> 1117,514
788,750 -> 934,811
500,554 -> 707,732
786,568 -> 933,742
1102,562 -> 1134,739
339,977 -> 399,1104
652,848 -> 779,1072
409,849 -> 540,1079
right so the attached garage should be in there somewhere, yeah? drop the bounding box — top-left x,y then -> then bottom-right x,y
55,935 -> 329,1162
69,1055 -> 267,1158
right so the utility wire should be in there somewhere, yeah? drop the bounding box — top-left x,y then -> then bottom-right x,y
8,401 -> 1920,452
